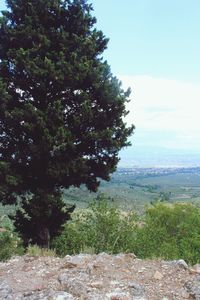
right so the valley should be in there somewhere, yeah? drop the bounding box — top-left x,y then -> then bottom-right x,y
63,167 -> 200,212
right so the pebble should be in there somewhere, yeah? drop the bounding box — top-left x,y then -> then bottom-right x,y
153,271 -> 163,280
181,290 -> 190,299
190,264 -> 200,274
90,281 -> 104,288
105,291 -> 131,300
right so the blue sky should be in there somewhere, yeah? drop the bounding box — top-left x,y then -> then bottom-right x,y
1,0 -> 200,166
92,0 -> 200,82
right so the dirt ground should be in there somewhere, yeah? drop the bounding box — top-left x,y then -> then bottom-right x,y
0,253 -> 200,299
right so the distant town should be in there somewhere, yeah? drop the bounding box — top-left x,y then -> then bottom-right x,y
116,166 -> 200,177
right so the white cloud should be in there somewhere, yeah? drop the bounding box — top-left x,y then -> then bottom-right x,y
119,75 -> 200,150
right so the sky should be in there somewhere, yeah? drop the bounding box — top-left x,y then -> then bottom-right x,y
1,0 -> 200,166
91,0 -> 200,166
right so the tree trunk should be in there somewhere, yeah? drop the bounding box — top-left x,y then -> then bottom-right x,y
38,226 -> 50,248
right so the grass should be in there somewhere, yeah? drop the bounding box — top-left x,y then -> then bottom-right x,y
26,245 -> 56,257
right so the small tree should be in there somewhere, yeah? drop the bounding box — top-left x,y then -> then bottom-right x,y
0,0 -> 134,247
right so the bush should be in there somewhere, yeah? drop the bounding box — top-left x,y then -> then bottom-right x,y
52,200 -> 200,264
0,214 -> 24,261
52,199 -> 137,256
133,202 -> 200,264
0,229 -> 24,261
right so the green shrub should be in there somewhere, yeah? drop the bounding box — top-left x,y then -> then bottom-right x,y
133,202 -> 200,264
52,199 -> 137,256
0,229 -> 24,261
0,214 -> 24,261
52,200 -> 200,264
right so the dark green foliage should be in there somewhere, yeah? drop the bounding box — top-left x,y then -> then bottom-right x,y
11,190 -> 75,247
0,0 -> 134,246
133,203 -> 200,264
52,199 -> 137,255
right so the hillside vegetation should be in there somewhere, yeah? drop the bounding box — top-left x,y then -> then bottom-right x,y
62,167 -> 200,211
1,199 -> 200,265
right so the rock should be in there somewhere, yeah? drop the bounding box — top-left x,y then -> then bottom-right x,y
61,261 -> 78,269
0,281 -> 12,299
165,259 -> 188,270
124,253 -> 137,259
137,267 -> 146,273
105,291 -> 131,300
174,259 -> 188,269
132,298 -> 147,300
23,290 -> 75,299
55,294 -> 74,300
86,262 -> 95,275
110,281 -> 120,286
63,253 -> 92,268
90,281 -> 104,288
167,259 -> 188,269
58,273 -> 89,297
190,264 -> 200,274
24,256 -> 38,263
153,271 -> 163,280
185,279 -> 200,299
128,282 -> 145,297
94,252 -> 110,263
105,288 -> 147,300
181,289 -> 190,299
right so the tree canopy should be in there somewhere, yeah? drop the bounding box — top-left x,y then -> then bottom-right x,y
0,0 -> 134,246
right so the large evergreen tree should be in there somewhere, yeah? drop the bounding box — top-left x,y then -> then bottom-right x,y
0,0 -> 134,247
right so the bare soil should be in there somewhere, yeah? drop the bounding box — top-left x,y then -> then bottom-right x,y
0,253 -> 199,299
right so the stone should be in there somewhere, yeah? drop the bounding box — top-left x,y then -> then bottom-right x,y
62,261 -> 78,269
94,252 -> 110,263
58,273 -> 89,297
24,256 -> 38,263
128,282 -> 145,297
175,259 -> 188,269
0,281 -> 12,299
105,291 -> 131,300
167,259 -> 188,269
153,271 -> 163,280
137,267 -> 146,274
110,281 -> 120,286
190,264 -> 200,274
185,279 -> 200,299
63,254 -> 92,268
90,281 -> 104,288
133,298 -> 147,300
181,290 -> 190,299
23,290 -> 75,299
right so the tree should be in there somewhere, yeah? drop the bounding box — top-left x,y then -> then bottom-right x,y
0,0 -> 134,247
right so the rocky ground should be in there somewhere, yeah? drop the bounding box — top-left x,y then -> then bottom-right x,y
1,253 -> 200,299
